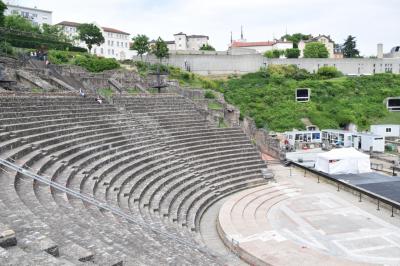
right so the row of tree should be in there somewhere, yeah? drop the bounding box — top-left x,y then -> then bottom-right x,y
281,33 -> 360,58
263,43 -> 329,59
76,27 -> 170,62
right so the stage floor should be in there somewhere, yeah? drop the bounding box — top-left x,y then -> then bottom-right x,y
332,172 -> 400,203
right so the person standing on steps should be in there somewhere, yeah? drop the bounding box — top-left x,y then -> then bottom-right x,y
95,96 -> 102,104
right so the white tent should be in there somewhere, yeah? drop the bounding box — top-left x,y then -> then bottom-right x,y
314,148 -> 372,175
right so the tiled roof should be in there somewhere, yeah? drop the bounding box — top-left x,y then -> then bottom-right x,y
6,4 -> 52,13
231,41 -> 275,48
187,35 -> 209,39
57,21 -> 81,27
56,21 -> 130,35
307,35 -> 334,43
102,27 -> 130,35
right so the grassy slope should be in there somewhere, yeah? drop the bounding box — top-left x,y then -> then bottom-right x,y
221,72 -> 400,132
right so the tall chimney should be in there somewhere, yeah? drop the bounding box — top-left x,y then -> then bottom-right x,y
377,43 -> 383,59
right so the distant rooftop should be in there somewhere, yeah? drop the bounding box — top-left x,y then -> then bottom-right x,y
231,41 -> 276,48
305,34 -> 334,43
6,4 -> 52,13
57,21 -> 130,35
173,32 -> 209,39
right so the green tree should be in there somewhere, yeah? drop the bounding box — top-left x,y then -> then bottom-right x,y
42,24 -> 68,42
199,44 -> 216,51
151,37 -> 169,63
317,66 -> 342,79
303,42 -> 329,58
342,35 -> 360,58
77,23 -> 104,52
4,15 -> 41,33
281,33 -> 310,48
0,0 -> 6,26
284,48 -> 300,58
131,34 -> 150,61
263,49 -> 283,59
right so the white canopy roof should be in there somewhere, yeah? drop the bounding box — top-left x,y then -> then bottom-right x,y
317,147 -> 369,160
315,148 -> 371,175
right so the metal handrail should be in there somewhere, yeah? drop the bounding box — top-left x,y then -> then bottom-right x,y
289,161 -> 400,212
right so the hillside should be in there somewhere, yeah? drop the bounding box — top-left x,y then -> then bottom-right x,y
218,68 -> 400,132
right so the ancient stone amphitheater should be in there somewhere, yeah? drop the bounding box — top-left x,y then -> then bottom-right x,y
0,85 -> 271,265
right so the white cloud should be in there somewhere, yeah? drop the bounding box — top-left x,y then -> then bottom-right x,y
9,0 -> 400,55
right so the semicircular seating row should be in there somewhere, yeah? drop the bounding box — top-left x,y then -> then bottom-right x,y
0,93 -> 268,265
217,183 -> 361,266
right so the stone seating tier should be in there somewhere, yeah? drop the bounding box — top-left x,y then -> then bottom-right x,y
0,94 -> 271,265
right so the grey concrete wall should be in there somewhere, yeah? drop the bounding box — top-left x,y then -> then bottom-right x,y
138,54 -> 265,75
136,54 -> 400,76
268,58 -> 400,75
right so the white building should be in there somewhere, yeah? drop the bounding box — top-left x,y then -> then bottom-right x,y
284,130 -> 322,146
370,124 -> 400,138
229,40 -> 293,55
298,35 -> 335,58
321,129 -> 385,152
380,44 -> 400,59
322,129 -> 354,147
165,32 -> 209,51
356,133 -> 385,153
57,21 -> 131,60
5,4 -> 52,26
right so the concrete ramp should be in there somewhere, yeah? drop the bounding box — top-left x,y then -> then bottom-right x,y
16,70 -> 56,91
48,76 -> 77,92
108,78 -> 123,94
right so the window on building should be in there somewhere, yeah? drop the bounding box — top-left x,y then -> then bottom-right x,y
111,41 -> 114,46
112,49 -> 114,55
125,42 -> 127,48
117,41 -> 119,47
108,49 -> 110,55
107,40 -> 110,46
386,128 -> 392,133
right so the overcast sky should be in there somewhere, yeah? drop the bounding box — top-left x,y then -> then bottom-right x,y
7,0 -> 399,56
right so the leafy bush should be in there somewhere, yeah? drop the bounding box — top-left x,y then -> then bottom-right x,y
264,50 -> 283,58
303,42 -> 329,58
317,66 -> 342,79
98,87 -> 113,99
0,27 -> 85,51
285,48 -> 300,58
223,70 -> 400,132
264,64 -> 311,80
127,88 -> 141,94
0,41 -> 14,55
218,117 -> 227,128
208,101 -> 223,110
73,54 -> 120,72
204,90 -> 216,99
31,87 -> 44,93
4,15 -> 41,33
48,50 -> 72,64
149,63 -> 169,73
